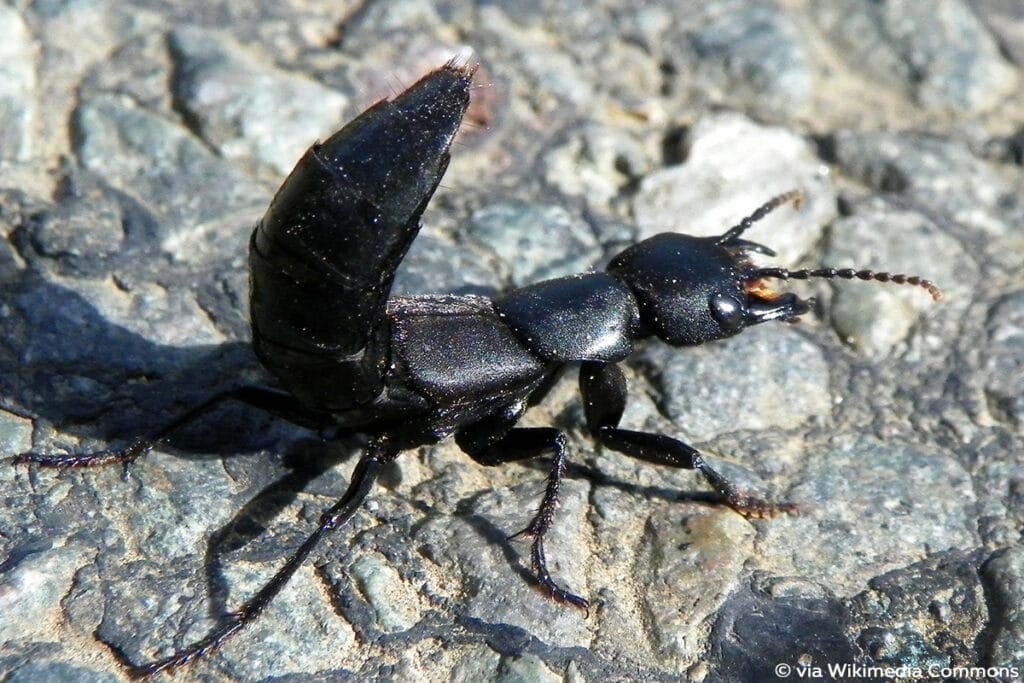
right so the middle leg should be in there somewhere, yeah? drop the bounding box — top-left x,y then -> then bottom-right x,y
456,404 -> 589,611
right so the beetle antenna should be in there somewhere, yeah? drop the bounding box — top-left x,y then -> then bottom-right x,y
753,266 -> 944,301
717,190 -> 806,245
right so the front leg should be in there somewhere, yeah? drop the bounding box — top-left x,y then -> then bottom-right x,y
580,361 -> 794,518
456,404 -> 589,611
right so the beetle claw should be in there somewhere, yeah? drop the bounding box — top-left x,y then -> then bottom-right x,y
728,497 -> 799,519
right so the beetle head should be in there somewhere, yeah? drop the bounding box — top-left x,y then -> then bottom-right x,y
607,231 -> 810,346
607,191 -> 942,347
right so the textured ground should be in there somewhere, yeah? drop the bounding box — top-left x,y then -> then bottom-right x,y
1,1 -> 1023,681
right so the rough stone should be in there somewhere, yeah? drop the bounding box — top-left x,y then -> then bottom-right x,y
1,1 -> 1019,680
169,26 -> 349,176
983,547 -> 1024,672
687,1 -> 814,117
633,114 -> 838,266
651,324 -> 831,442
982,292 -> 1024,430
74,95 -> 264,242
0,6 -> 37,162
468,201 -> 601,286
810,1 -> 1018,113
826,205 -> 972,356
826,131 -> 1023,238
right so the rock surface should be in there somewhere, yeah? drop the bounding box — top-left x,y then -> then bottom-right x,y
2,1 -> 1022,681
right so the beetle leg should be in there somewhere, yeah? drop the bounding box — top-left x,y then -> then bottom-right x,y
117,438 -> 398,678
457,412 -> 590,613
580,361 -> 795,518
13,385 -> 317,471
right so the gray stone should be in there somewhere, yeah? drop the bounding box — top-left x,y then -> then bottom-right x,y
974,0 -> 1024,65
477,6 -> 596,110
393,231 -> 503,297
651,324 -> 831,442
983,547 -> 1024,671
982,293 -> 1024,430
494,652 -> 562,683
639,509 -> 755,659
633,114 -> 838,266
169,26 -> 349,175
450,646 -> 502,683
810,0 -> 1018,113
468,201 -> 601,286
826,205 -> 972,356
350,554 -> 422,633
827,130 -> 1023,238
844,549 -> 989,673
0,1 -> 1019,680
15,277 -> 223,372
687,1 -> 814,116
774,435 -> 976,594
414,479 -> 592,649
27,195 -> 124,264
75,95 -> 264,242
543,123 -> 658,209
0,6 -> 37,162
707,582 -> 856,681
4,661 -> 121,683
0,542 -> 93,643
0,410 -> 32,456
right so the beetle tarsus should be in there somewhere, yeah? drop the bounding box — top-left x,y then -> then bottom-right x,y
13,440 -> 149,469
529,533 -> 591,613
518,430 -> 590,611
723,496 -> 799,519
688,456 -> 796,517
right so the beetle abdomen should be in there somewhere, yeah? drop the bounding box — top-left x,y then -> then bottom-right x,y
249,62 -> 475,410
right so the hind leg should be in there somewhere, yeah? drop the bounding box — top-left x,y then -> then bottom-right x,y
14,385 -> 312,469
119,438 -> 399,677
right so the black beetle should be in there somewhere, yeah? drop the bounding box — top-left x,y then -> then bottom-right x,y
14,60 -> 942,676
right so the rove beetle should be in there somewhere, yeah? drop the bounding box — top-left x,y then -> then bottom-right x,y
14,60 -> 942,676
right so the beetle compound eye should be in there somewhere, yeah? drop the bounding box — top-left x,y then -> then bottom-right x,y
710,293 -> 744,331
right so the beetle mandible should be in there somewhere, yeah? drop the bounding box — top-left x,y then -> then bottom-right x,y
14,60 -> 942,677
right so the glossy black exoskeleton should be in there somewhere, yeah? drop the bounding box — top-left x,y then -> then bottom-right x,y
13,60 -> 942,677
